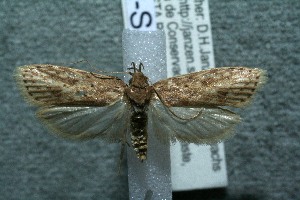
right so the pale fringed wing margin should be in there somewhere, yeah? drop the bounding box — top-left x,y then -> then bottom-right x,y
148,99 -> 241,144
14,65 -> 130,142
37,100 -> 130,142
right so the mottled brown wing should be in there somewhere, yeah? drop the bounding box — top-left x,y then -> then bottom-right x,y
153,67 -> 266,108
15,64 -> 127,106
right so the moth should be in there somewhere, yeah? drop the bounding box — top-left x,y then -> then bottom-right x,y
15,63 -> 266,161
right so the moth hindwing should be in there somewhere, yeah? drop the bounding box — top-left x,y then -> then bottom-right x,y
15,64 -> 266,161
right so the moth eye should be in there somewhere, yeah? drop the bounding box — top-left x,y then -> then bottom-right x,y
90,83 -> 94,87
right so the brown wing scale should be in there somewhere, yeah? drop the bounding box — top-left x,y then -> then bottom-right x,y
153,67 -> 266,108
15,64 -> 127,106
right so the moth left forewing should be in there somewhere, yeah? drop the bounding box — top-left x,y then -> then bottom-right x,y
15,64 -> 126,106
37,99 -> 131,142
148,98 -> 241,144
153,67 -> 266,108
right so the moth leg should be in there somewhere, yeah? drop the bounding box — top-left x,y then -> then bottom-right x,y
69,59 -> 105,74
153,88 -> 204,120
118,143 -> 125,175
117,128 -> 131,175
68,58 -> 91,66
127,62 -> 137,72
117,142 -> 131,175
169,107 -> 203,120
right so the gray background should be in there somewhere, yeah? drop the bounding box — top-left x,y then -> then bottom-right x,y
1,1 -> 299,200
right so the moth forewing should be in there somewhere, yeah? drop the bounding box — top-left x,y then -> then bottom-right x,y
15,64 -> 127,106
153,67 -> 266,108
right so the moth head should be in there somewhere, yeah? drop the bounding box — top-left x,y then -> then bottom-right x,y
129,71 -> 149,88
128,62 -> 149,88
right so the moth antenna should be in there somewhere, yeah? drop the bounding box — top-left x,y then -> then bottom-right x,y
153,88 -> 203,120
89,72 -> 131,82
59,58 -> 96,70
138,63 -> 144,72
68,59 -> 129,75
105,71 -> 132,75
68,59 -> 90,65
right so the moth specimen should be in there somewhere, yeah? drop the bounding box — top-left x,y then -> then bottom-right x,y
15,63 -> 266,161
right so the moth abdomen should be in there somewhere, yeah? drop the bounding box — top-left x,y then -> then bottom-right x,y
130,111 -> 148,161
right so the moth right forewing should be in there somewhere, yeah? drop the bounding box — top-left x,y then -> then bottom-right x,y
15,65 -> 127,106
153,67 -> 266,108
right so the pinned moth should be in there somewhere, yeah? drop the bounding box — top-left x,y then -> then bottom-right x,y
15,63 -> 266,161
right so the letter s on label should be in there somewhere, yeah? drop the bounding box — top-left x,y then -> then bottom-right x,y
130,11 -> 152,29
